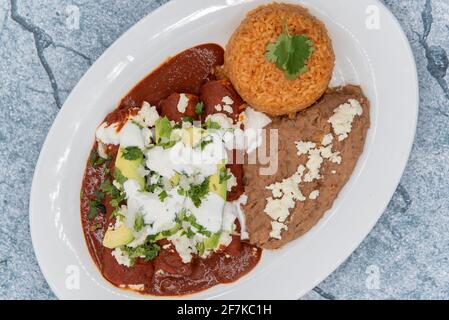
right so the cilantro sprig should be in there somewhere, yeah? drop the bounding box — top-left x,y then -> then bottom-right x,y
177,178 -> 210,208
265,20 -> 314,80
122,146 -> 143,161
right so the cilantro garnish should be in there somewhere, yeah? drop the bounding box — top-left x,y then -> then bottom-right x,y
182,116 -> 194,124
89,149 -> 112,167
202,119 -> 221,130
100,180 -> 120,198
113,168 -> 127,185
196,242 -> 205,255
87,199 -> 106,220
122,146 -> 143,161
265,20 -> 314,80
176,209 -> 211,237
186,179 -> 210,208
102,172 -> 126,208
183,227 -> 196,239
197,137 -> 213,151
122,239 -> 160,264
195,102 -> 205,115
219,168 -> 232,184
158,190 -> 168,202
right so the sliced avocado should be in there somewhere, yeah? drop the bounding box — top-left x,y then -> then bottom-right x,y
182,127 -> 205,146
103,224 -> 134,249
115,147 -> 145,188
209,163 -> 227,200
155,117 -> 172,144
204,232 -> 222,250
170,173 -> 180,186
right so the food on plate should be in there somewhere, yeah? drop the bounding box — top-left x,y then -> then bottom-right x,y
242,85 -> 370,248
80,2 -> 370,296
81,44 -> 268,296
224,3 -> 335,115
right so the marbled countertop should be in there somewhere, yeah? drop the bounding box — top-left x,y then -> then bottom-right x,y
1,0 -> 448,300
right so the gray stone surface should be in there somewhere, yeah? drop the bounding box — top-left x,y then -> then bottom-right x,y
0,0 -> 447,300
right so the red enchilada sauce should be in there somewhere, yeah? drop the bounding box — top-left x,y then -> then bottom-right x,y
81,44 -> 261,296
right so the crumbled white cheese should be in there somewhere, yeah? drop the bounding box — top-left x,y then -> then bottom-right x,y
168,231 -> 196,263
214,104 -> 222,112
177,93 -> 189,113
265,165 -> 306,222
226,169 -> 237,192
328,99 -> 363,141
295,141 -> 316,156
331,170 -> 337,174
242,107 -> 272,130
320,145 -> 342,164
223,104 -> 234,114
97,141 -> 108,159
265,197 -> 295,223
96,122 -> 120,145
321,133 -> 333,146
205,113 -> 234,129
133,102 -> 160,127
309,190 -> 320,200
111,248 -> 131,267
303,149 -> 323,182
269,221 -> 288,239
222,96 -> 234,105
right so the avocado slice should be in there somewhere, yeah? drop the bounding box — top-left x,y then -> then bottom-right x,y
170,173 -> 180,186
155,117 -> 172,144
103,224 -> 134,249
115,147 -> 145,188
208,163 -> 227,200
204,232 -> 222,250
182,127 -> 205,147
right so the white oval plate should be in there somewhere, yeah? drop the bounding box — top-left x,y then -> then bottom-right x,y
30,0 -> 418,299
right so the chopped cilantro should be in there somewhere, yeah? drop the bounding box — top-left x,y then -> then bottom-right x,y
122,239 -> 160,264
114,168 -> 127,185
94,189 -> 105,202
182,116 -> 194,124
197,137 -> 213,150
265,20 -> 314,80
122,146 -> 143,161
177,179 -> 210,208
196,242 -> 205,255
100,180 -> 120,198
160,225 -> 181,238
219,168 -> 232,184
176,209 -> 211,237
87,199 -> 106,220
195,102 -> 205,115
89,149 -> 98,167
110,193 -> 126,208
89,149 -> 111,167
158,190 -> 168,202
183,227 -> 195,239
202,119 -> 221,130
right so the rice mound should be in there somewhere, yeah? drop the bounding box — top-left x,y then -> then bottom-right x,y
224,3 -> 335,115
